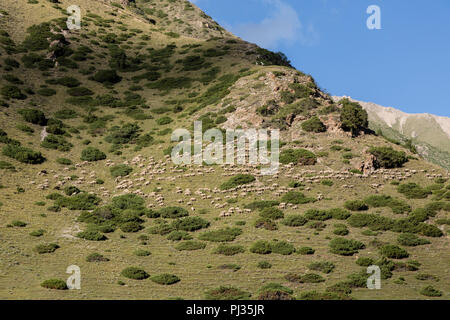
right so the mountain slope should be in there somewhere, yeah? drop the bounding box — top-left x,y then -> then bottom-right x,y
0,0 -> 448,300
333,96 -> 450,171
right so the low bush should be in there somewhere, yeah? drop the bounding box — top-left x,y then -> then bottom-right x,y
77,230 -> 107,241
329,208 -> 351,220
2,144 -> 45,164
397,233 -> 431,246
356,257 -> 374,267
121,267 -> 149,280
397,183 -> 431,199
134,249 -> 151,257
81,147 -> 106,161
304,209 -> 332,221
110,164 -> 133,177
1,85 -> 27,100
18,108 -> 47,125
92,69 -> 122,84
308,261 -> 335,274
41,135 -> 73,152
282,214 -> 307,227
281,191 -> 315,204
86,253 -> 109,262
250,240 -> 272,254
369,146 -> 408,169
379,244 -> 409,259
329,238 -> 365,256
271,240 -> 296,255
205,286 -> 251,300
244,200 -> 279,211
297,247 -> 315,255
213,244 -> 245,256
259,207 -> 284,220
280,148 -> 317,165
35,243 -> 59,254
41,279 -> 68,290
175,240 -> 206,251
198,227 -> 242,242
159,207 -> 189,219
257,261 -> 272,269
220,174 -> 255,190
151,274 -> 180,285
167,231 -> 192,241
344,200 -> 368,211
420,286 -> 442,297
302,116 -> 326,133
254,218 -> 278,231
56,158 -> 73,165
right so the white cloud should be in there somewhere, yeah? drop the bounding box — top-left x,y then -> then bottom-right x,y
230,0 -> 319,49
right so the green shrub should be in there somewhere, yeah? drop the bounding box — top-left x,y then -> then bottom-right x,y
18,108 -> 47,125
321,179 -> 334,186
105,123 -> 141,145
175,240 -> 206,251
41,279 -> 68,290
307,261 -> 335,274
282,214 -> 307,227
213,244 -> 245,256
2,144 -> 45,164
297,247 -> 315,255
120,221 -> 144,233
56,158 -> 72,165
369,147 -> 408,169
379,244 -> 409,259
329,208 -> 351,220
205,286 -> 251,300
271,240 -> 296,255
347,213 -> 393,231
250,240 -> 272,254
280,148 -> 317,165
397,233 -> 431,246
67,87 -> 94,97
418,223 -> 443,237
41,135 -> 73,151
56,193 -> 101,210
259,207 -> 284,220
397,183 -> 431,199
77,230 -> 107,241
156,116 -> 173,125
333,224 -> 349,236
30,229 -> 45,237
254,218 -> 278,231
151,274 -> 180,285
121,267 -> 149,280
34,243 -> 59,254
81,147 -> 106,161
110,164 -> 133,177
329,237 -> 365,256
281,191 -> 315,204
92,69 -> 122,84
134,249 -> 151,257
159,206 -> 189,219
1,85 -> 27,100
220,174 -> 256,190
111,194 -> 145,210
167,231 -> 192,241
344,200 -> 368,211
304,209 -> 332,221
420,286 -> 442,297
257,283 -> 294,300
86,253 -> 109,262
244,200 -> 279,210
364,195 -> 411,214
257,261 -> 272,269
302,116 -> 326,133
356,257 -> 374,267
339,99 -> 368,135
11,220 -> 27,227
198,227 -> 242,242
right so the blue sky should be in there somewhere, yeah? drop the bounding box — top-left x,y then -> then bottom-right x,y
191,0 -> 450,117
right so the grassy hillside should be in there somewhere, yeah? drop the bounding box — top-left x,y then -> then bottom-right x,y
0,0 -> 448,300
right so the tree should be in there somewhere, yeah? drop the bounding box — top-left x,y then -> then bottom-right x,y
339,99 -> 368,136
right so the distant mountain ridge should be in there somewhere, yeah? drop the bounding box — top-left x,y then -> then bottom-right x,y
333,96 -> 450,170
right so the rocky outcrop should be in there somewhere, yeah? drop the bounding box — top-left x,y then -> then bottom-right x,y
353,149 -> 378,174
